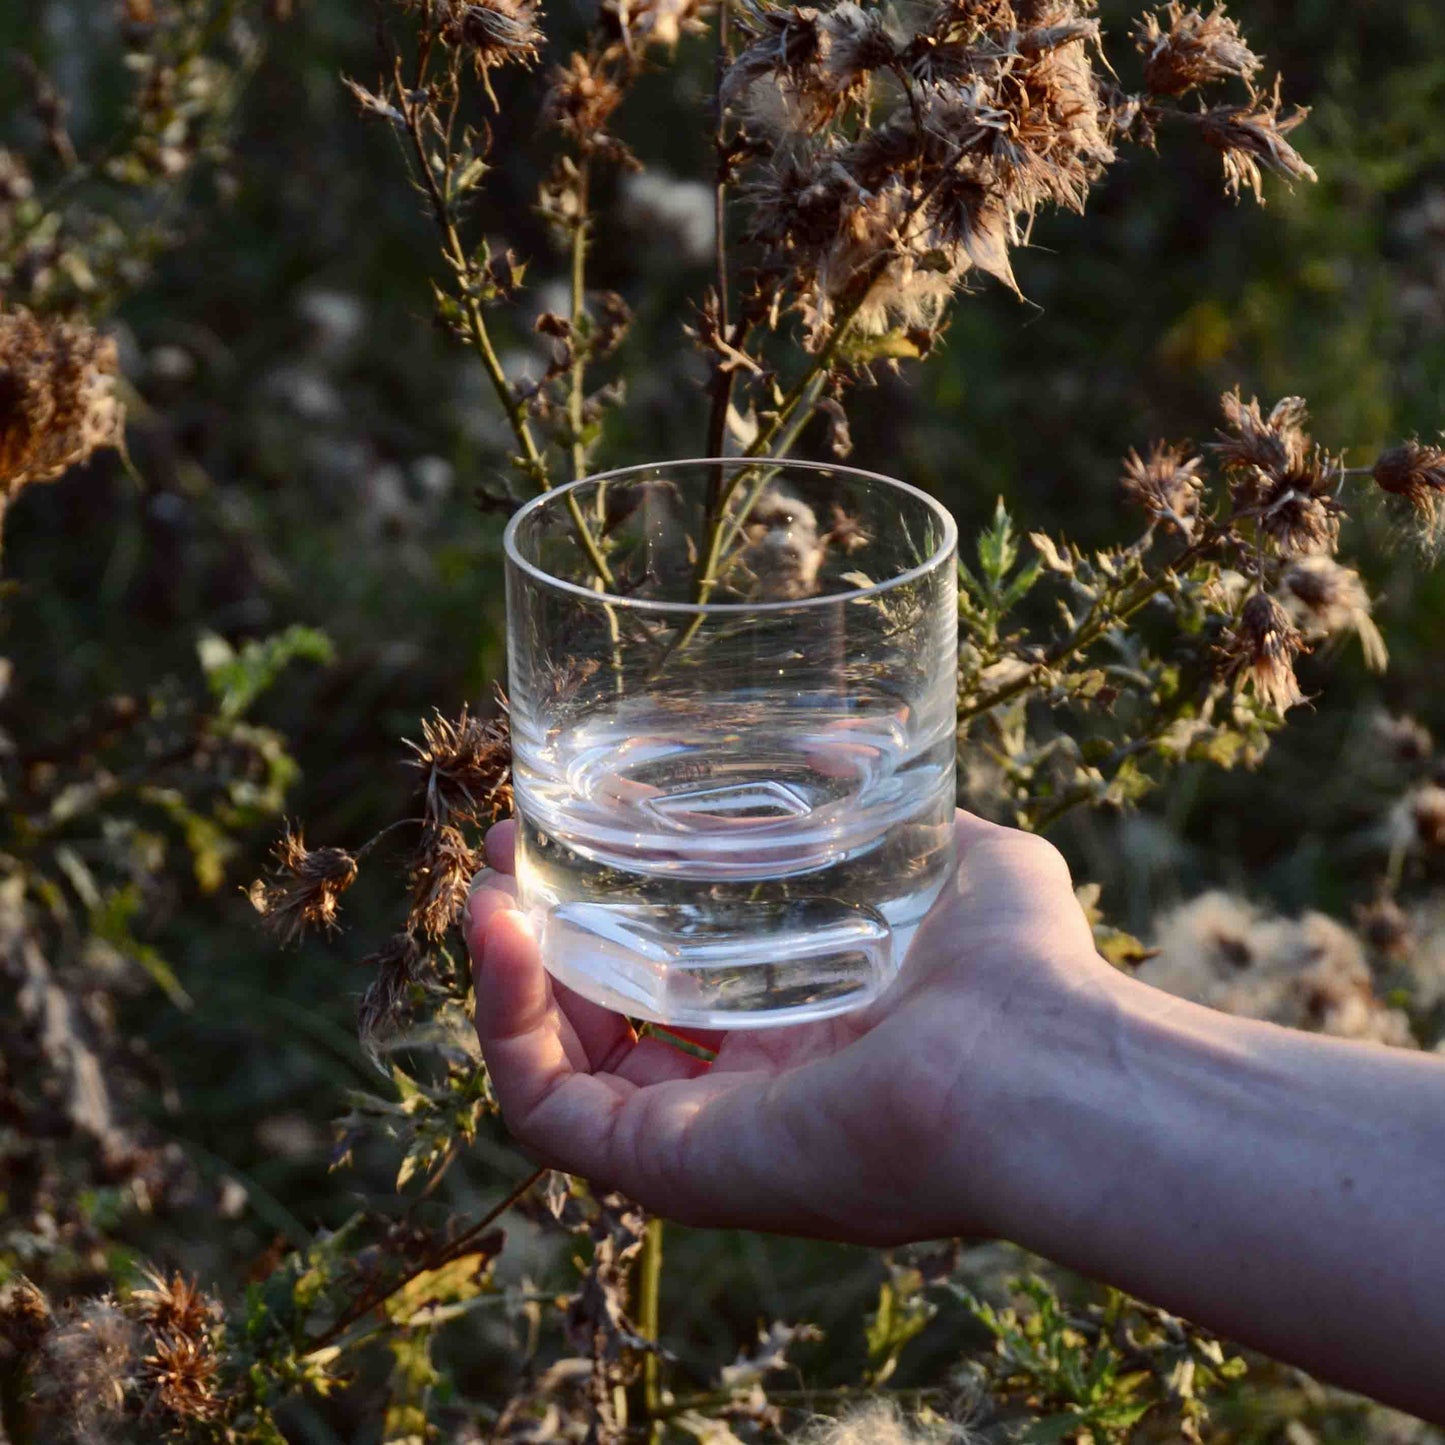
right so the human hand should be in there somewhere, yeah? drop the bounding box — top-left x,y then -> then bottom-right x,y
466,810 -> 1116,1244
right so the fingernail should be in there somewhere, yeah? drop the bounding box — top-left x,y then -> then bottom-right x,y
467,867 -> 498,897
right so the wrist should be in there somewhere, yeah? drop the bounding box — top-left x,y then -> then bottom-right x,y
955,949 -> 1164,1242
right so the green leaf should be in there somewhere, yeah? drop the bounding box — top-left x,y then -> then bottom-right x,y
838,327 -> 923,363
199,624 -> 334,723
865,1268 -> 934,1385
90,884 -> 192,1009
383,1252 -> 494,1328
977,497 -> 1019,587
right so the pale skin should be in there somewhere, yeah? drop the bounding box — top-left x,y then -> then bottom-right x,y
467,811 -> 1445,1424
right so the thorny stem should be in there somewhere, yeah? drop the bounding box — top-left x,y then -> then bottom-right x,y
702,0 -> 736,470
395,47 -> 616,591
958,533 -> 1219,726
568,158 -> 592,484
302,1165 -> 545,1359
638,1217 -> 666,1443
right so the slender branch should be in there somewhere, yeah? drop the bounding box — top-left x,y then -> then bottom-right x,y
568,158 -> 592,484
302,1165 -> 545,1359
958,533 -> 1218,726
638,1217 -> 665,1443
396,52 -> 548,488
395,47 -> 618,589
703,0 -> 736,467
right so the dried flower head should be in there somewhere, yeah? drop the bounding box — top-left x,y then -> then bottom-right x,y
1372,711 -> 1434,766
407,704 -> 513,829
439,0 -> 545,73
1214,390 -> 1341,554
727,0 -> 1127,345
127,1270 -> 218,1340
545,54 -> 625,147
1214,388 -> 1308,475
357,931 -> 425,1055
0,309 -> 125,499
1134,3 -> 1260,97
1197,77 -> 1316,202
602,0 -> 711,51
1120,441 -> 1204,535
408,822 -> 481,940
247,825 -> 359,945
1374,438 -> 1445,543
794,1400 -> 976,1445
144,1330 -> 222,1422
0,1278 -> 53,1357
1222,591 -> 1307,714
1279,556 -> 1387,671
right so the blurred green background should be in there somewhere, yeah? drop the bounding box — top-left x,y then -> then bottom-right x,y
2,0 -> 1444,1435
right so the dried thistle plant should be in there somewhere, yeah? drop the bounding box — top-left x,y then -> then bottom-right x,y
247,824 -> 360,945
0,308 -> 124,536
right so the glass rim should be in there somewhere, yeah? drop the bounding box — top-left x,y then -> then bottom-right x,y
502,457 -> 958,616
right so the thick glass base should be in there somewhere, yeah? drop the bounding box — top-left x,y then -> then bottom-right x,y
532,896 -> 929,1030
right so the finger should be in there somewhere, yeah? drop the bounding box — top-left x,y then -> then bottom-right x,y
465,878 -> 520,946
611,1034 -> 712,1087
514,1049 -> 885,1239
553,979 -> 637,1071
483,819 -> 518,875
473,908 -> 605,1130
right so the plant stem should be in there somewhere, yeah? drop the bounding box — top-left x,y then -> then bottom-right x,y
302,1165 -> 545,1359
638,1216 -> 665,1443
703,0 -> 735,468
568,157 -> 592,484
958,534 -> 1216,726
396,50 -> 616,591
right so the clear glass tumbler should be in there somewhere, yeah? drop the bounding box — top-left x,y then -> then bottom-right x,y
504,459 -> 958,1029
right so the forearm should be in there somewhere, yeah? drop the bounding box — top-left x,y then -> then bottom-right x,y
976,964 -> 1445,1422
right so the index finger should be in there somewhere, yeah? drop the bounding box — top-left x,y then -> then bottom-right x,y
483,819 -> 518,875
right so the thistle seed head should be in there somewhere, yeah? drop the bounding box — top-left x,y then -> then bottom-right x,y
0,309 -> 124,499
1222,591 -> 1307,714
1374,438 -> 1445,544
1134,3 -> 1260,97
439,0 -> 545,72
1197,77 -> 1317,202
247,825 -> 359,945
1120,441 -> 1204,535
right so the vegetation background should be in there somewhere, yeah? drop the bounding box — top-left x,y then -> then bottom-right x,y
2,0 -> 1444,1439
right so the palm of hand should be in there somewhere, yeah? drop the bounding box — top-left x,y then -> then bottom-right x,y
468,813 -> 1092,1242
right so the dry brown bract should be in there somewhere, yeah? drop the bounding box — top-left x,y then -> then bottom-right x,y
0,1278 -> 52,1356
438,0 -> 545,73
248,825 -> 360,945
1214,389 -> 1341,555
1222,591 -> 1307,714
128,1270 -> 219,1340
1196,77 -> 1316,202
1120,440 -> 1204,536
409,821 -> 481,940
357,930 -> 425,1053
1279,556 -> 1386,671
0,308 -> 124,500
1135,2 -> 1259,97
1374,438 -> 1445,541
407,704 -> 514,829
144,1330 -> 223,1422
